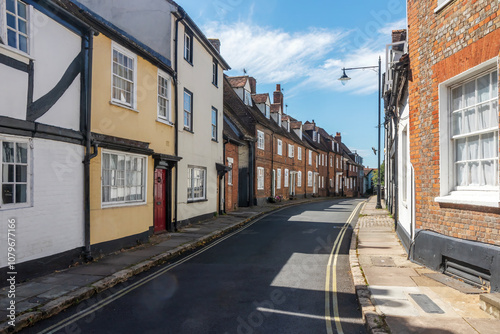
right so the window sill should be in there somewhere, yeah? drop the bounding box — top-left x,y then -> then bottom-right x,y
435,191 -> 499,208
434,0 -> 454,13
0,43 -> 33,62
102,201 -> 147,209
212,83 -> 218,88
212,139 -> 218,143
109,100 -> 139,112
156,118 -> 174,127
183,128 -> 194,134
184,59 -> 193,66
0,203 -> 32,211
187,198 -> 208,203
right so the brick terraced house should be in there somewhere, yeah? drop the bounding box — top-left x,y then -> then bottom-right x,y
408,0 -> 500,291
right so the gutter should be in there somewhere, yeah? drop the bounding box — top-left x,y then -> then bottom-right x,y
173,9 -> 186,231
83,30 -> 98,261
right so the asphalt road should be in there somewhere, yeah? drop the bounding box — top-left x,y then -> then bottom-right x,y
28,199 -> 367,334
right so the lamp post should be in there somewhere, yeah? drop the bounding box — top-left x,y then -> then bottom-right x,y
338,57 -> 382,209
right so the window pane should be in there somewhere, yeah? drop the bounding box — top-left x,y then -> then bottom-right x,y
481,160 -> 496,186
452,87 -> 462,111
467,136 -> 479,160
16,143 -> 27,163
478,104 -> 491,130
102,186 -> 110,202
17,1 -> 27,18
3,142 -> 14,162
452,112 -> 462,135
477,73 -> 490,103
492,72 -> 498,98
481,132 -> 497,159
469,162 -> 479,186
2,184 -> 14,204
464,80 -> 475,107
6,0 -> 15,12
2,165 -> 14,182
7,13 -> 15,28
464,108 -> 476,133
15,184 -> 26,203
456,163 -> 466,187
15,165 -> 26,182
455,138 -> 466,162
18,19 -> 27,34
18,35 -> 27,53
7,29 -> 16,48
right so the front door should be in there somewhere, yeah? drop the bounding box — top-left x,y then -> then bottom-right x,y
154,169 -> 167,233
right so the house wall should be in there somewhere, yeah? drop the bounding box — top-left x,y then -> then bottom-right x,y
89,34 -> 175,248
176,21 -> 224,224
254,125 -> 274,204
0,4 -> 85,273
76,0 -> 175,62
408,0 -> 500,290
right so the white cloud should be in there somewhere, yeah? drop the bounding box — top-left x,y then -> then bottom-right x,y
204,21 -> 346,84
377,18 -> 407,36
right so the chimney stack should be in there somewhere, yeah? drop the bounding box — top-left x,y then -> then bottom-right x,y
273,84 -> 283,113
208,39 -> 221,53
249,77 -> 257,94
335,132 -> 341,143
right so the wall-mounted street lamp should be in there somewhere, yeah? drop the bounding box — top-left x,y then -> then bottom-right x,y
338,57 -> 383,209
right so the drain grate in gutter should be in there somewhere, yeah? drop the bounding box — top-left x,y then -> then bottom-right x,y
409,294 -> 445,314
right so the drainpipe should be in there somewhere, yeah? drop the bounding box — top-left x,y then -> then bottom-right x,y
223,138 -> 228,214
173,9 -> 186,231
83,30 -> 97,262
249,141 -> 254,206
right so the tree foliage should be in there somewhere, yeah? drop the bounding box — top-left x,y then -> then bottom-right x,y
371,161 -> 385,186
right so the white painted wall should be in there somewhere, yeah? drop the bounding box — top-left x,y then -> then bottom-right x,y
32,9 -> 81,131
397,98 -> 412,240
0,137 -> 84,267
0,61 -> 28,119
177,22 -> 224,222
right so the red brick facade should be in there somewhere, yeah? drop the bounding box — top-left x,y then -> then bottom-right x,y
408,0 -> 500,245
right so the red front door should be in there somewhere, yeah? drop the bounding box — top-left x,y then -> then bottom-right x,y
154,169 -> 167,233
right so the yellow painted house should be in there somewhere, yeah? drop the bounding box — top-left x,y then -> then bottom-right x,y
83,23 -> 179,255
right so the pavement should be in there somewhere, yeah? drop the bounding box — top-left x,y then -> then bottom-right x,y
350,196 -> 500,334
2,195 -> 500,333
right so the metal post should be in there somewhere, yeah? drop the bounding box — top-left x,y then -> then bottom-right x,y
376,56 -> 382,209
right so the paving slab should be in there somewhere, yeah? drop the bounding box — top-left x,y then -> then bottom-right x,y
465,318 -> 500,334
97,253 -> 149,266
370,256 -> 396,267
66,264 -> 125,276
385,315 -> 477,334
33,273 -> 102,286
16,283 -> 54,298
363,267 -> 419,286
37,285 -> 79,299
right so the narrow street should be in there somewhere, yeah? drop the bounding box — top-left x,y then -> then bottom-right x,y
28,199 -> 367,334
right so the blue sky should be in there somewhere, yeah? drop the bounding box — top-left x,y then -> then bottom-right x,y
177,0 -> 407,168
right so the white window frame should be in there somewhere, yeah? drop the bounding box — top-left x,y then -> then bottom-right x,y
284,169 -> 289,187
265,104 -> 270,118
277,168 -> 282,189
227,158 -> 233,186
187,166 -> 206,202
401,127 -> 408,203
1,136 -> 31,209
436,58 -> 499,207
101,150 -> 147,208
244,89 -> 253,106
257,130 -> 265,150
288,144 -> 294,158
257,167 -> 264,190
308,150 -> 312,165
307,171 -> 313,187
157,69 -> 172,124
297,171 -> 302,187
212,58 -> 218,87
111,42 -> 137,109
211,107 -> 218,141
1,0 -> 32,55
316,155 -> 318,168
298,147 -> 302,160
277,139 -> 283,156
435,0 -> 453,13
184,29 -> 193,63
183,89 -> 193,131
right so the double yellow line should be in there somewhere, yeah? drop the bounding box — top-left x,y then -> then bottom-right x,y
324,201 -> 364,334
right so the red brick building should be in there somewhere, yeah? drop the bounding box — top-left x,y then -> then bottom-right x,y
408,0 -> 500,290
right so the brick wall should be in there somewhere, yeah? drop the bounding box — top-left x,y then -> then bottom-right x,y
408,0 -> 500,245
